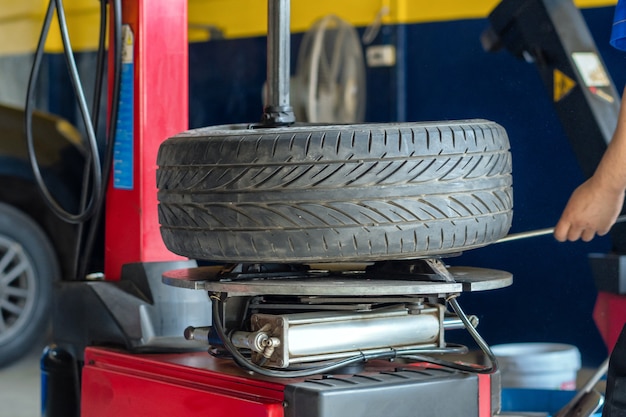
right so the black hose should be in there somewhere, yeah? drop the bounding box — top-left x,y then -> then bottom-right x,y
72,0 -> 111,279
25,0 -> 103,224
26,0 -> 122,279
76,0 -> 122,280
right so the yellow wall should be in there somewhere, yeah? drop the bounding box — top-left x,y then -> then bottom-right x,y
0,0 -> 618,55
189,1 -> 448,38
188,0 -> 617,40
0,0 -> 100,55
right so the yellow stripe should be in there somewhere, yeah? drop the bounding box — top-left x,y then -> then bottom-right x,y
0,0 -> 619,54
0,1 -> 43,55
188,0 -> 383,40
45,7 -> 103,53
189,0 -> 618,41
0,17 -> 42,55
398,0 -> 618,24
0,0 -> 101,55
577,0 -> 617,7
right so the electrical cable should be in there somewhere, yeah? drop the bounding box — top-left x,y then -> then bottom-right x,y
72,0 -> 110,279
25,0 -> 121,279
210,293 -> 492,378
447,295 -> 498,373
76,0 -> 122,280
211,293 -> 362,377
25,0 -> 103,224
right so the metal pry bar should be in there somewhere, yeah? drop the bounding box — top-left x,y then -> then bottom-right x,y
495,215 -> 626,244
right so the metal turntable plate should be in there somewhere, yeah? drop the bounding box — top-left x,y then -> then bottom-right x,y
162,266 -> 512,296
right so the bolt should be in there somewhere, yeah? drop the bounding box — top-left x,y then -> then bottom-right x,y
407,299 -> 425,315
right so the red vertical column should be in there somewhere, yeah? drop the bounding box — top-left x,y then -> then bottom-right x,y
105,0 -> 188,280
594,292 -> 626,353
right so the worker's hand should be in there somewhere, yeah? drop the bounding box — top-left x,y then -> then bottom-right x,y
554,177 -> 625,242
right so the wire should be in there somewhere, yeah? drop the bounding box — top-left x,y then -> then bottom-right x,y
211,293 -> 494,378
25,0 -> 103,224
26,0 -> 122,278
211,294 -> 361,377
424,258 -> 498,373
447,296 -> 498,373
76,0 -> 122,280
72,0 -> 110,279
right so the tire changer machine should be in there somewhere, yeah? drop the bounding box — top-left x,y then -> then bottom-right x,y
41,0 -> 624,416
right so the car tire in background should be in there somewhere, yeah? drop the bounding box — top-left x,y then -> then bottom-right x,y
157,119 -> 513,263
0,202 -> 59,367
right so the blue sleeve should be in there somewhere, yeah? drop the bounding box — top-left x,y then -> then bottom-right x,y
611,0 -> 626,51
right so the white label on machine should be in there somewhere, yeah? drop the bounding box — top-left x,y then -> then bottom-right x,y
571,52 -> 610,87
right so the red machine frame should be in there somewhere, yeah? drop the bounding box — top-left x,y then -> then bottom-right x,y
81,347 -> 286,417
104,0 -> 187,280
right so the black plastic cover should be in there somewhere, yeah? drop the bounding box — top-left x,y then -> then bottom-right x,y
284,367 -> 484,417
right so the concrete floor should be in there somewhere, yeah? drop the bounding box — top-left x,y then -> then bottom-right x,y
0,342 -> 45,417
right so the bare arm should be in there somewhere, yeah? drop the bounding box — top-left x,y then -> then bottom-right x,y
554,87 -> 626,242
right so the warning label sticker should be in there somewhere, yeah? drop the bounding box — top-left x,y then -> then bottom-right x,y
553,69 -> 576,102
571,52 -> 610,87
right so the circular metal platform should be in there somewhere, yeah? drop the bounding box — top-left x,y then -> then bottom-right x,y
162,266 -> 512,296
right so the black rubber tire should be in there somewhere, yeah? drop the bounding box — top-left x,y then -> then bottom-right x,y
0,202 -> 59,367
157,120 -> 513,263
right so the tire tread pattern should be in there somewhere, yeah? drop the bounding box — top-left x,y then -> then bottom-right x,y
157,120 -> 513,262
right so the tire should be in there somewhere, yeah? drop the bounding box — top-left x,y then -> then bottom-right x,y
157,119 -> 513,263
0,202 -> 59,367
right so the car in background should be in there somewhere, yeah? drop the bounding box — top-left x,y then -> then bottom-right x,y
0,103 -> 85,367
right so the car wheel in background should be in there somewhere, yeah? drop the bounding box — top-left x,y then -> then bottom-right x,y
0,202 -> 59,367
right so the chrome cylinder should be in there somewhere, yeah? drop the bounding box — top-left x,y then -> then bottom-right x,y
287,310 -> 440,357
250,305 -> 446,367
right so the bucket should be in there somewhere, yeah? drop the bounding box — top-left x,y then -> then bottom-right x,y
491,343 -> 581,390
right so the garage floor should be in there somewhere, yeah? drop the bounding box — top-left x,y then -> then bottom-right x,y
0,341 -> 45,417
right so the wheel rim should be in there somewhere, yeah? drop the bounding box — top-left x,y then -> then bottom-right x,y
0,235 -> 37,345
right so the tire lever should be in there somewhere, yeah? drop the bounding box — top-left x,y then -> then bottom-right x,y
495,215 -> 626,244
